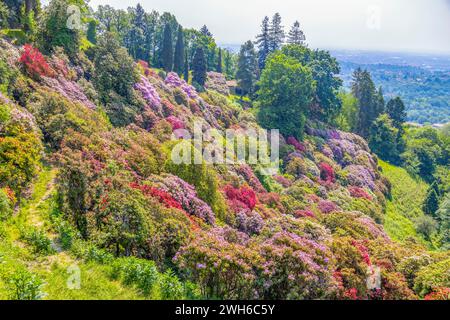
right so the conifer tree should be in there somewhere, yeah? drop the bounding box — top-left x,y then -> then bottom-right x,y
236,40 -> 258,96
351,68 -> 384,138
183,52 -> 189,81
192,47 -> 207,86
217,48 -> 223,73
162,23 -> 174,72
287,21 -> 306,45
269,13 -> 285,51
200,25 -> 212,37
423,182 -> 441,216
256,16 -> 271,70
173,25 -> 185,75
386,97 -> 407,130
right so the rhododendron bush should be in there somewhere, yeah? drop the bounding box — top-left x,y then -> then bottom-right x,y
19,44 -> 54,78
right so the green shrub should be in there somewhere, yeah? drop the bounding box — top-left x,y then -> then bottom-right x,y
111,257 -> 159,296
6,269 -> 45,300
159,269 -> 184,300
20,227 -> 54,255
0,189 -> 13,220
414,258 -> 450,297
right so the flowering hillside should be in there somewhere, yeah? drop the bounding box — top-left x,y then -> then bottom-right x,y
0,11 -> 449,301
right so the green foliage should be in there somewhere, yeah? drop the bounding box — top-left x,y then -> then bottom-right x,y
335,91 -> 358,132
368,114 -> 400,163
37,0 -> 86,57
0,188 -> 13,220
162,23 -> 174,72
414,258 -> 450,297
236,40 -> 258,96
257,51 -> 314,139
159,269 -> 184,300
93,32 -> 139,102
414,216 -> 438,240
423,182 -> 440,216
192,47 -> 207,87
5,269 -> 45,300
111,257 -> 159,295
20,227 -> 54,255
173,26 -> 185,75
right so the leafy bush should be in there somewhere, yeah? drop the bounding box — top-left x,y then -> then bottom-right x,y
159,270 -> 184,300
414,258 -> 450,297
20,227 -> 54,255
6,269 -> 45,300
111,257 -> 159,296
19,44 -> 54,79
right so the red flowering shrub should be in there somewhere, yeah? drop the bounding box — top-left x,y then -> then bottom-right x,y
166,116 -> 185,130
294,210 -> 316,219
224,185 -> 257,212
319,162 -> 335,184
287,136 -> 305,152
349,186 -> 372,201
352,240 -> 372,266
19,44 -> 54,78
162,99 -> 176,116
130,182 -> 182,210
424,288 -> 450,300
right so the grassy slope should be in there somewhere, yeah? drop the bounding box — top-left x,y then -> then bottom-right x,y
0,167 -> 143,300
379,160 -> 431,246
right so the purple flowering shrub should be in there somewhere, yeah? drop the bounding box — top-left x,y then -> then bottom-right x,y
151,174 -> 216,225
134,75 -> 162,111
165,72 -> 198,99
205,72 -> 230,95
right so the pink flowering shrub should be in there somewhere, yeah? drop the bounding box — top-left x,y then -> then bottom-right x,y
236,165 -> 266,193
165,72 -> 198,99
236,212 -> 264,235
294,210 -> 316,219
273,175 -> 293,188
287,136 -> 306,152
349,186 -> 372,201
319,162 -> 335,184
19,44 -> 54,78
166,116 -> 185,130
155,175 -> 215,225
318,200 -> 339,214
345,165 -> 377,191
174,227 -> 260,299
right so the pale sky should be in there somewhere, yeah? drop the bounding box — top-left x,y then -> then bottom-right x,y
75,0 -> 450,54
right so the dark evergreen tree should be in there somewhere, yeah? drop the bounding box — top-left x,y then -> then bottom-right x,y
287,21 -> 306,45
183,52 -> 189,81
256,16 -> 271,70
192,47 -> 207,86
200,25 -> 212,37
386,97 -> 407,130
87,20 -> 98,44
423,182 -> 441,216
161,23 -> 174,72
269,13 -> 285,51
173,25 -> 185,75
236,40 -> 258,96
351,69 -> 382,138
368,114 -> 399,162
217,48 -> 223,73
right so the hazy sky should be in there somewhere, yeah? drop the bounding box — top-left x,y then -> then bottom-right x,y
85,0 -> 450,54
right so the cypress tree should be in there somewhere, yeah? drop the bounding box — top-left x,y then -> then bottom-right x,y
173,25 -> 185,75
217,48 -> 223,73
386,97 -> 407,130
87,20 -> 97,44
183,52 -> 189,81
162,23 -> 174,72
192,47 -> 207,86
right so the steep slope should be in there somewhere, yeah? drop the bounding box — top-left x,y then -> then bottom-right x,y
1,36 -> 449,300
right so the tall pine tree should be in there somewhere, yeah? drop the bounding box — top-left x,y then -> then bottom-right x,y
256,16 -> 271,70
192,47 -> 207,86
173,26 -> 185,75
161,23 -> 174,72
386,97 -> 407,130
287,21 -> 306,45
269,13 -> 285,51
